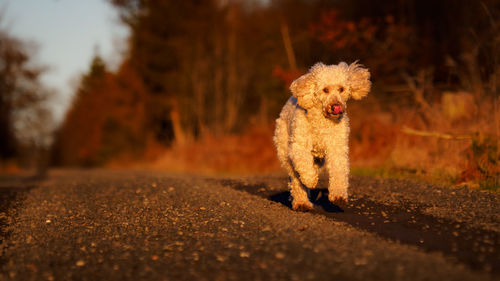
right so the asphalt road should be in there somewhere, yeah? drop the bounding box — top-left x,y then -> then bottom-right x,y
0,170 -> 499,281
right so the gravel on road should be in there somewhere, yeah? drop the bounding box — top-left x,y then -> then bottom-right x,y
0,170 -> 498,281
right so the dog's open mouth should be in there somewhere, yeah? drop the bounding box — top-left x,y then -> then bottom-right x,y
324,103 -> 344,119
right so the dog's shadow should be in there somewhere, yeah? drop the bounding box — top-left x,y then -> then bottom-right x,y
269,189 -> 344,213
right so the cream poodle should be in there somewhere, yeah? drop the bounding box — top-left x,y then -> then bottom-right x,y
274,62 -> 371,211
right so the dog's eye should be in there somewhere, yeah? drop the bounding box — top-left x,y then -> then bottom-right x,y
323,88 -> 329,93
338,87 -> 344,93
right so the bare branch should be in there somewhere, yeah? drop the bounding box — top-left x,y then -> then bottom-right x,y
280,21 -> 297,72
402,126 -> 473,140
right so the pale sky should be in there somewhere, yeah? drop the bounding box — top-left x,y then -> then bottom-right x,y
2,0 -> 128,122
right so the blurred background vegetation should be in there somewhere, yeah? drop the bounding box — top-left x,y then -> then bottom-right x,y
1,0 -> 499,190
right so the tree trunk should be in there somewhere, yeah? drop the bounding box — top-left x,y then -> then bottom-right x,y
213,32 -> 224,135
224,4 -> 244,132
169,100 -> 187,146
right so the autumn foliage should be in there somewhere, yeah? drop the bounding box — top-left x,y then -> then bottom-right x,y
53,58 -> 148,166
49,0 -> 499,189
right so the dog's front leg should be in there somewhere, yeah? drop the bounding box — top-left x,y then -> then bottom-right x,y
289,141 -> 318,189
288,175 -> 313,211
325,139 -> 349,203
289,141 -> 316,211
288,112 -> 319,189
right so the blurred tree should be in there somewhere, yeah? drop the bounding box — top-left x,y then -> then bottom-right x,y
310,10 -> 419,84
53,55 -> 148,166
310,0 -> 500,94
110,0 -> 289,141
0,22 -> 51,169
111,0 -> 198,144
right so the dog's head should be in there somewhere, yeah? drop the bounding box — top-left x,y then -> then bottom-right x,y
289,62 -> 371,121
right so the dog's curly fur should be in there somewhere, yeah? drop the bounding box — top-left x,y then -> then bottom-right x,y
273,62 -> 371,211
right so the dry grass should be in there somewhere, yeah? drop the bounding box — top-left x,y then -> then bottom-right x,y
349,90 -> 499,190
150,126 -> 281,175
131,91 -> 499,191
0,161 -> 23,175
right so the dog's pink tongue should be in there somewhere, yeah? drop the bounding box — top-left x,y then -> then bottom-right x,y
333,105 -> 343,114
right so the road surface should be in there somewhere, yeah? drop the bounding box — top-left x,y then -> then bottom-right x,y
0,170 -> 499,280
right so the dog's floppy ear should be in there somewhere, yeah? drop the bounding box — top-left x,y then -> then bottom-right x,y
290,63 -> 323,109
347,62 -> 371,100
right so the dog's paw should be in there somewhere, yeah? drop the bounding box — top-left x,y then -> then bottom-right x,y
328,194 -> 348,206
292,201 -> 314,212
